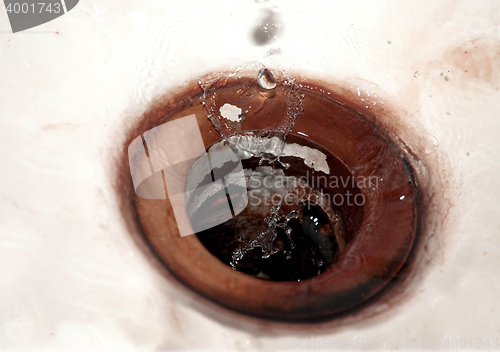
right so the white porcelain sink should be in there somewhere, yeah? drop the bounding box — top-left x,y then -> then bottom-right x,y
1,0 -> 499,350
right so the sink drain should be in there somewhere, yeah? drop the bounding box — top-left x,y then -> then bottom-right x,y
123,71 -> 423,321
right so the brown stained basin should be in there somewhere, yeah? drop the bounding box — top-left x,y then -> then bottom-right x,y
121,73 -> 422,321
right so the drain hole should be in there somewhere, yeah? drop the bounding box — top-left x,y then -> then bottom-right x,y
193,136 -> 362,281
197,203 -> 337,281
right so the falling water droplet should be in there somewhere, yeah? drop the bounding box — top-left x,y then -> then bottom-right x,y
253,8 -> 282,45
257,68 -> 277,90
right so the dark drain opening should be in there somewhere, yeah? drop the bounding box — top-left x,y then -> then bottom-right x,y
192,134 -> 364,282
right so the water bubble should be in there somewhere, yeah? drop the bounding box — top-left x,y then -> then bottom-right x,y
425,132 -> 440,155
257,68 -> 277,90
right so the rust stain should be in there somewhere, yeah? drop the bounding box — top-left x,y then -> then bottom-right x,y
40,123 -> 81,131
443,38 -> 500,89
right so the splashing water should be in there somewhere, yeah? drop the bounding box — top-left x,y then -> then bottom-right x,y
230,194 -> 299,268
199,67 -> 304,164
198,68 -> 306,266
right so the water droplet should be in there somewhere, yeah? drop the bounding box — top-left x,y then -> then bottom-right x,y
257,68 -> 277,90
253,9 -> 282,45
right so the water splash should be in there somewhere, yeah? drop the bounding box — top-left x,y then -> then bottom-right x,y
199,67 -> 304,163
198,68 -> 307,265
230,194 -> 299,268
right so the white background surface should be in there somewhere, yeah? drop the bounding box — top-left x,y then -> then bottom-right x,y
1,0 -> 500,350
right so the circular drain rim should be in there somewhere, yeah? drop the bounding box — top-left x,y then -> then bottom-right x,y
132,77 -> 420,321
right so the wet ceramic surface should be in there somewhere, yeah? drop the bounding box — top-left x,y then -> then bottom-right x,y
1,0 -> 499,350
